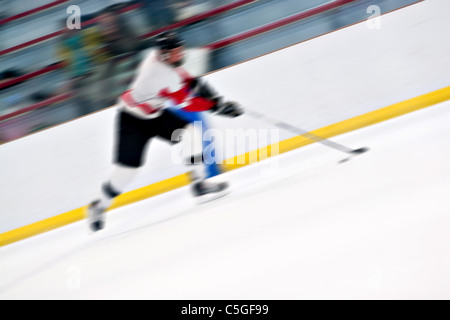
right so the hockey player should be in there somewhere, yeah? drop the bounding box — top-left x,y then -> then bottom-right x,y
87,31 -> 243,231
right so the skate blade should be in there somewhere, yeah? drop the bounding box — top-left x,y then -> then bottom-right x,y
196,189 -> 230,204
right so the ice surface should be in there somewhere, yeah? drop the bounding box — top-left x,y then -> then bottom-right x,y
0,101 -> 449,299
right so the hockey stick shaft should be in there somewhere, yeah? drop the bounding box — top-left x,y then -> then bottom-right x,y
246,109 -> 357,154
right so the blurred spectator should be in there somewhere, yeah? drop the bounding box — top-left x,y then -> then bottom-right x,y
58,21 -> 105,116
94,6 -> 143,106
96,6 -> 142,56
58,4 -> 145,114
0,69 -> 25,91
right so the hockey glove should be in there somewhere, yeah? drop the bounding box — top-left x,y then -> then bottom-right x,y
211,99 -> 244,118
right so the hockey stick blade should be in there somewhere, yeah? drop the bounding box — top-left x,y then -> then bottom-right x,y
352,147 -> 369,154
339,147 -> 369,163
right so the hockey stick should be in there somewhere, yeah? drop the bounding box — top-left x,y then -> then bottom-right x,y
246,109 -> 369,163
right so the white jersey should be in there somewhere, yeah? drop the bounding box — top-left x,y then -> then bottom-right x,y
119,50 -> 191,119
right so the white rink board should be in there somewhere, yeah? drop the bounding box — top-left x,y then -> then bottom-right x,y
0,0 -> 449,232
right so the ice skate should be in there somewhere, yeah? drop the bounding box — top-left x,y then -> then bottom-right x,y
191,180 -> 230,203
87,201 -> 106,232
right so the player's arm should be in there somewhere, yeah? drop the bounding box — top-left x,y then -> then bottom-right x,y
184,77 -> 244,117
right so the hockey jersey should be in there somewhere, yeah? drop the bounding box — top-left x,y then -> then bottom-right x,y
119,50 -> 215,119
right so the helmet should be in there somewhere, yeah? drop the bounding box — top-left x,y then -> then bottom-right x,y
154,31 -> 184,51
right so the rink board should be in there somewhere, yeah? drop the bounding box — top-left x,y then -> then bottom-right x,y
1,85 -> 449,247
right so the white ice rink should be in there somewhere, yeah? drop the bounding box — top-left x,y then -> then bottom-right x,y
1,100 -> 449,300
